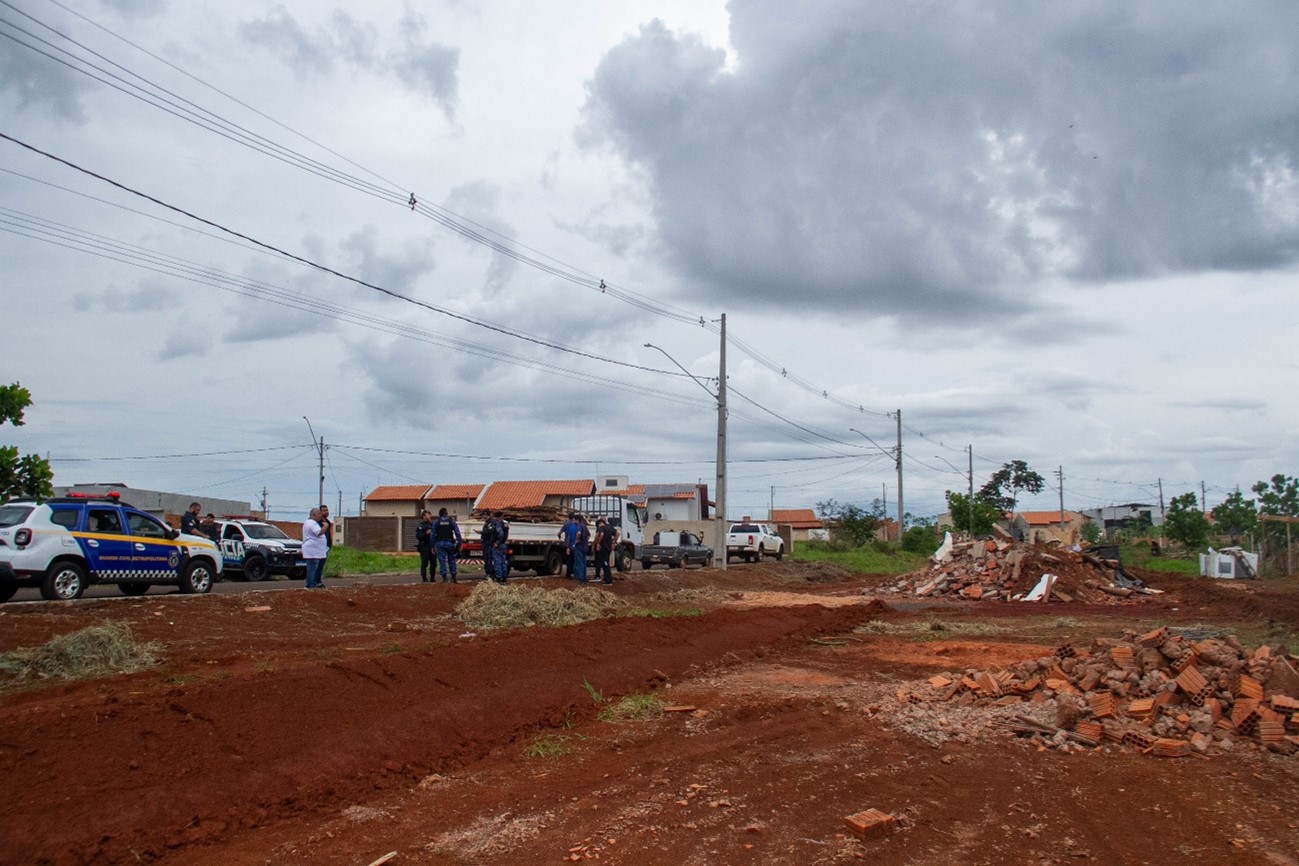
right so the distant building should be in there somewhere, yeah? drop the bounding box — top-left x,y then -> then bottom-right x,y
362,484 -> 433,518
1011,510 -> 1090,545
54,484 -> 251,525
769,508 -> 827,541
1076,503 -> 1161,539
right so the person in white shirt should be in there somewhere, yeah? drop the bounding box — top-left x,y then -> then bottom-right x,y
301,508 -> 329,588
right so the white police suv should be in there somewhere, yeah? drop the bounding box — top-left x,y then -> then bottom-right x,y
0,492 -> 223,601
214,518 -> 305,581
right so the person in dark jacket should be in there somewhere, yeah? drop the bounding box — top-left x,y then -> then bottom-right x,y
415,510 -> 435,582
592,517 -> 614,585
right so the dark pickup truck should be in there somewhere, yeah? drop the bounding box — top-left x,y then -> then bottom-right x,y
639,530 -> 713,570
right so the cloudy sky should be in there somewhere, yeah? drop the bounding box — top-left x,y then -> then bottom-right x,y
2,0 -> 1296,523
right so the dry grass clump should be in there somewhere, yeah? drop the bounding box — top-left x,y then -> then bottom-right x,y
0,622 -> 160,684
456,581 -> 627,630
597,693 -> 664,722
855,618 -> 1008,638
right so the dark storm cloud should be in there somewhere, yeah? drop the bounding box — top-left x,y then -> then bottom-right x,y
238,5 -> 458,114
578,1 -> 1299,323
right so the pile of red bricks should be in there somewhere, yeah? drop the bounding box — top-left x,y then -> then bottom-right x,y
902,627 -> 1299,756
885,539 -> 1149,603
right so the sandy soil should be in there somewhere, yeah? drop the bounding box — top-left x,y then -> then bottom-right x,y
2,561 -> 1298,866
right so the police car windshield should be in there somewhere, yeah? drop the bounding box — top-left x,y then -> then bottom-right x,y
242,524 -> 289,540
0,505 -> 34,527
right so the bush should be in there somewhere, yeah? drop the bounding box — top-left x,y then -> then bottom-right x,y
901,523 -> 939,554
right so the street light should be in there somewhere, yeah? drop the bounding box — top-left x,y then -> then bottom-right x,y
645,320 -> 728,571
933,448 -> 974,536
849,426 -> 903,540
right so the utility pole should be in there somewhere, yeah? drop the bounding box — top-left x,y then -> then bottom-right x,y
894,409 -> 904,541
1201,480 -> 1207,513
260,486 -> 268,520
1056,465 -> 1065,530
715,313 -> 728,570
304,417 -> 324,510
1157,477 -> 1166,547
769,485 -> 774,520
967,444 -> 974,535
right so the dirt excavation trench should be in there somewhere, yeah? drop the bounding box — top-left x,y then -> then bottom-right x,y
2,565 -> 1299,865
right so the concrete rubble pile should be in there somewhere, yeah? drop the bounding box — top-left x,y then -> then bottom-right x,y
900,627 -> 1299,757
884,537 -> 1154,603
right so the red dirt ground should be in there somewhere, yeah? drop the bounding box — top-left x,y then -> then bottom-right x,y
2,562 -> 1299,866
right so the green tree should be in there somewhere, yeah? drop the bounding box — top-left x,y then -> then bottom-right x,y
943,490 -> 1004,535
1210,491 -> 1257,545
1080,520 -> 1102,545
1,383 -> 53,502
901,517 -> 938,554
978,460 -> 1046,513
1164,492 -> 1209,551
1252,474 -> 1298,570
815,498 -> 885,547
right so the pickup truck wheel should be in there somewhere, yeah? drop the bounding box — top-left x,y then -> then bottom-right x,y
0,584 -> 17,603
119,583 -> 150,597
243,555 -> 268,581
774,545 -> 784,560
640,558 -> 652,570
41,561 -> 88,600
672,557 -> 685,569
179,560 -> 215,594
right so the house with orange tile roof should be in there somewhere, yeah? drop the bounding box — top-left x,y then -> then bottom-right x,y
362,484 -> 434,517
474,479 -> 595,513
422,484 -> 486,520
1011,510 -> 1090,545
768,508 -> 827,541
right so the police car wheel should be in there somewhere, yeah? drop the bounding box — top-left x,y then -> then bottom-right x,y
119,583 -> 150,597
179,561 -> 215,594
41,561 -> 87,601
243,555 -> 268,582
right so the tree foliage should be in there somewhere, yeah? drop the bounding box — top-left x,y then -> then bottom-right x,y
978,460 -> 1046,513
943,490 -> 1004,535
901,517 -> 938,554
815,498 -> 885,547
1164,492 -> 1209,551
1210,491 -> 1257,544
1,383 -> 54,502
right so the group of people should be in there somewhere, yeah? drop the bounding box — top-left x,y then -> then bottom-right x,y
181,501 -> 221,543
558,512 -> 616,585
415,507 -> 465,583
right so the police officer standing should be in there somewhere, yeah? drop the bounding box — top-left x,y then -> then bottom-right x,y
415,510 -> 435,582
181,502 -> 202,536
433,508 -> 463,583
488,511 -> 509,583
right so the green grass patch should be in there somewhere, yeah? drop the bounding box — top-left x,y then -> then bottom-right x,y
456,581 -> 627,630
1119,543 -> 1201,575
582,679 -> 604,704
791,541 -> 928,575
855,617 -> 1010,639
0,623 -> 160,684
323,545 -> 423,577
524,733 -> 582,758
597,693 -> 664,722
628,606 -> 704,619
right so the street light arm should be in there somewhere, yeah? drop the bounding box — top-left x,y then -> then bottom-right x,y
644,343 -> 717,399
848,428 -> 895,460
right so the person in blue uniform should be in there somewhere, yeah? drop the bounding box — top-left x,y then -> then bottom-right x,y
432,508 -> 463,583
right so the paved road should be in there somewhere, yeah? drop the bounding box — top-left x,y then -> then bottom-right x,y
2,570 -> 461,605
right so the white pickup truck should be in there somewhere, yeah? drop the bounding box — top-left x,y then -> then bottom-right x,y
726,522 -> 785,563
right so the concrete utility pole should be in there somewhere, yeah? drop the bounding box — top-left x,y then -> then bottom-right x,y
644,316 -> 727,571
304,417 -> 324,510
967,445 -> 974,533
895,410 -> 904,540
1056,465 -> 1066,530
715,313 -> 728,570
